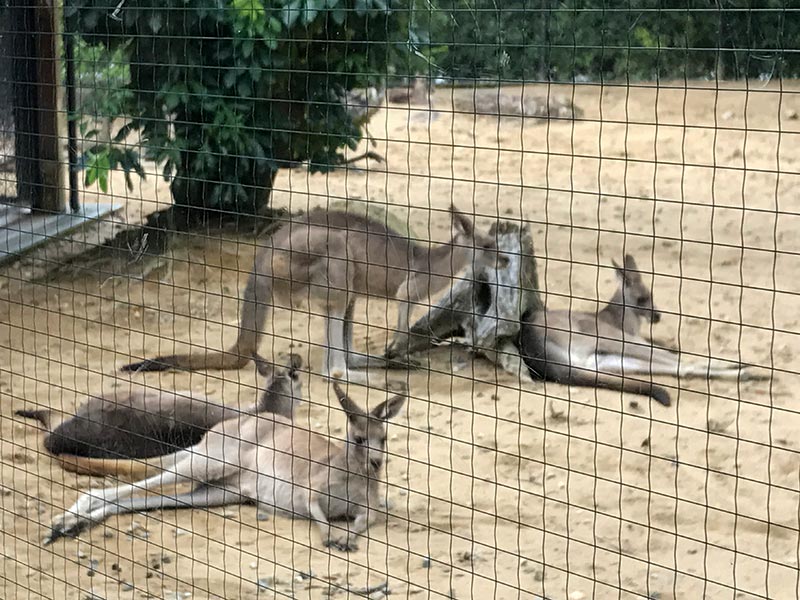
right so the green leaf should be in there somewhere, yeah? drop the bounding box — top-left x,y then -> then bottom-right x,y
172,82 -> 190,103
250,140 -> 266,161
301,0 -> 320,25
331,8 -> 346,25
96,152 -> 111,193
208,185 -> 223,208
232,0 -> 265,25
354,0 -> 368,16
264,35 -> 279,51
85,161 -> 98,187
148,12 -> 163,34
282,0 -> 302,28
164,92 -> 181,111
301,7 -> 319,25
237,78 -> 252,98
98,171 -> 109,193
223,70 -> 238,89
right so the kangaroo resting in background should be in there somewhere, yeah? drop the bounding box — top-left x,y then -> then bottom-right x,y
18,355 -> 302,479
519,254 -> 760,407
386,77 -> 433,106
46,381 -> 407,552
122,205 -> 508,383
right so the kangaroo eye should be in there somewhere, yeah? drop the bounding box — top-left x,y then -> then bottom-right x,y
353,436 -> 366,445
482,242 -> 495,250
637,297 -> 649,306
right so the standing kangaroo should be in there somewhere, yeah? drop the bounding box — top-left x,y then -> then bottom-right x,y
519,254 -> 760,406
46,382 -> 407,552
17,355 -> 302,479
122,205 -> 508,383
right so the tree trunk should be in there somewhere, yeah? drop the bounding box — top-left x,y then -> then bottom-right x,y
391,220 -> 542,376
168,140 -> 279,232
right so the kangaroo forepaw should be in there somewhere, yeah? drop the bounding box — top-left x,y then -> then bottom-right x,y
121,356 -> 179,373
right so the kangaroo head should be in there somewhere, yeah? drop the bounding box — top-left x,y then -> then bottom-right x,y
612,254 -> 661,324
255,353 -> 304,418
449,205 -> 510,271
332,382 -> 407,473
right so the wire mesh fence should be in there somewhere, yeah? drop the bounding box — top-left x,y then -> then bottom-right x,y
1,2 -> 798,599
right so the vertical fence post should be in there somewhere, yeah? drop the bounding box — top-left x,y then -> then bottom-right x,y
11,0 -> 66,212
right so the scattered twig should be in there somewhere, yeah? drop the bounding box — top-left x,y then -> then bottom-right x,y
348,581 -> 389,598
110,0 -> 126,21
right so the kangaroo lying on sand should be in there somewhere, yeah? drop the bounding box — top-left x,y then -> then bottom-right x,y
122,204 -> 508,383
519,254 -> 761,406
386,77 -> 433,106
46,381 -> 407,552
18,355 -> 302,479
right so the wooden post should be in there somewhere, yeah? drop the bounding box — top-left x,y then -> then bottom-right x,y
11,0 -> 67,212
387,220 -> 543,376
33,0 -> 66,211
11,0 -> 41,206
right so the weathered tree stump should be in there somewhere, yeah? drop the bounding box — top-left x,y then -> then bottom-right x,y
387,220 -> 542,376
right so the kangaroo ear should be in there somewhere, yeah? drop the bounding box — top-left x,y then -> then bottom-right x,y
623,254 -> 638,271
612,258 -> 626,281
372,393 -> 407,421
332,382 -> 363,419
450,205 -> 474,236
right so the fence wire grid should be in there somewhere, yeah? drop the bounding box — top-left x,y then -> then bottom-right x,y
0,2 -> 798,600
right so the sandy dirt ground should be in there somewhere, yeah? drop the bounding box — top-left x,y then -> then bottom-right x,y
1,81 -> 799,600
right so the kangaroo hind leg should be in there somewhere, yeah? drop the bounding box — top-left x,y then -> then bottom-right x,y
121,257 -> 274,373
84,484 -> 243,524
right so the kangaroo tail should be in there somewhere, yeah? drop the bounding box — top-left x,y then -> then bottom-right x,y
121,350 -> 251,373
561,367 -> 671,407
54,455 -> 162,480
122,258 -> 273,374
